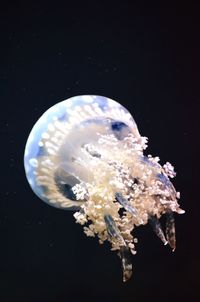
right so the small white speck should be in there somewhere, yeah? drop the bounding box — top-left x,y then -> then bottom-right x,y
29,158 -> 38,168
47,148 -> 56,155
48,123 -> 55,131
42,132 -> 50,139
82,95 -> 94,103
49,199 -> 57,204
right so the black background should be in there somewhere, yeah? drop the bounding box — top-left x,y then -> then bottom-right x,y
1,1 -> 199,301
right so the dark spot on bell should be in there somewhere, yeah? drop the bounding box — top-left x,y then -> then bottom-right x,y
111,121 -> 128,131
57,183 -> 77,201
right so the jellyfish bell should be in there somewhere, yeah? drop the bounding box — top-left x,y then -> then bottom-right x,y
24,96 -> 139,209
24,95 -> 184,281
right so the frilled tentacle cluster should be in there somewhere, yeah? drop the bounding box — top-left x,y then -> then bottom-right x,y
72,133 -> 184,281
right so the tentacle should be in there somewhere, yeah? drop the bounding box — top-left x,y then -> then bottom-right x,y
119,246 -> 133,282
104,214 -> 132,282
104,214 -> 125,244
166,211 -> 176,251
115,192 -> 137,217
149,215 -> 168,245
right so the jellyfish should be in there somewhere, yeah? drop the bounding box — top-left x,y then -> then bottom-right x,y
24,95 -> 184,282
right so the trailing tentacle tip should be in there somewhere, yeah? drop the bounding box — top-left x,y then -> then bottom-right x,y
149,215 -> 168,246
166,210 -> 176,252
